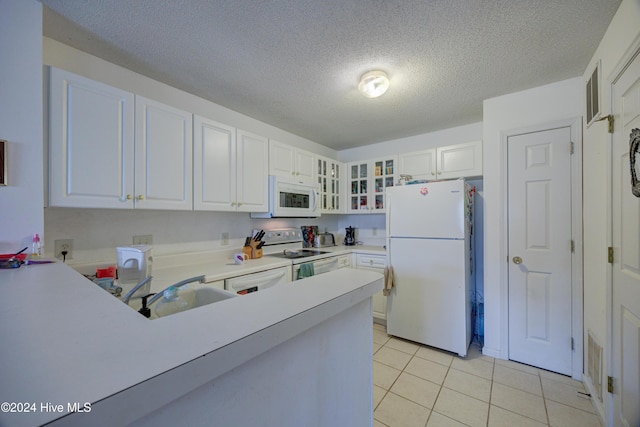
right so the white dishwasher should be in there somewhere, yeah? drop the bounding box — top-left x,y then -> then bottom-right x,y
225,266 -> 291,295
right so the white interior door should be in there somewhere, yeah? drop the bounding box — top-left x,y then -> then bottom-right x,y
507,127 -> 573,375
611,51 -> 640,427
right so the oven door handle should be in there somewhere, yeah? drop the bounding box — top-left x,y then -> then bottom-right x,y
309,257 -> 341,269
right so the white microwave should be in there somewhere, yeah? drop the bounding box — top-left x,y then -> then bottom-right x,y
252,176 -> 321,218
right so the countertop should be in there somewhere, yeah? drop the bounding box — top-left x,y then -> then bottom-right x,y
149,244 -> 386,290
0,260 -> 383,427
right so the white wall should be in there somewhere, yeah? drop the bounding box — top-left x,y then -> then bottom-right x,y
0,0 -> 43,253
44,207 -> 338,265
580,0 -> 640,420
482,77 -> 582,358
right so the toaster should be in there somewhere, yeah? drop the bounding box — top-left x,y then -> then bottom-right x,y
313,233 -> 336,247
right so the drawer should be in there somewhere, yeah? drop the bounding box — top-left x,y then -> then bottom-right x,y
356,254 -> 386,269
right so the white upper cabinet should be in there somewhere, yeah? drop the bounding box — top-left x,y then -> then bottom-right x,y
134,96 -> 193,210
49,68 -> 135,208
347,156 -> 397,213
316,156 -> 343,213
235,129 -> 269,212
398,140 -> 482,181
49,68 -> 194,210
193,116 -> 236,211
269,140 -> 315,183
194,118 -> 268,212
436,140 -> 482,179
398,148 -> 436,181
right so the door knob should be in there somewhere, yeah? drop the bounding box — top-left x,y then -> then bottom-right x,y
512,256 -> 523,265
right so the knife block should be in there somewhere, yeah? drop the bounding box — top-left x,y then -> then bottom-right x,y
243,242 -> 263,259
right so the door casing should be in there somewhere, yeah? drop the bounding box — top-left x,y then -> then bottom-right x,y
499,117 -> 583,379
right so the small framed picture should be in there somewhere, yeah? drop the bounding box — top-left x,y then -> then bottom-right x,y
0,140 -> 6,186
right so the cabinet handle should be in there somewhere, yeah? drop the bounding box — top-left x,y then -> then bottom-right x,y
137,195 -> 145,200
231,201 -> 236,207
126,194 -> 133,200
296,171 -> 300,176
291,171 -> 296,175
237,202 -> 242,207
431,172 -> 435,176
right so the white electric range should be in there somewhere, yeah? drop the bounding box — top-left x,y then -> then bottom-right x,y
258,228 -> 352,280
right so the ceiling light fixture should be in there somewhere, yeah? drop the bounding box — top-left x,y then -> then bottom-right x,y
358,70 -> 390,98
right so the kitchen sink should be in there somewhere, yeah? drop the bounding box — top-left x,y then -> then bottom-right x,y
127,285 -> 238,319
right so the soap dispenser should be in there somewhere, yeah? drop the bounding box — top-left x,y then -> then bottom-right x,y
154,286 -> 189,318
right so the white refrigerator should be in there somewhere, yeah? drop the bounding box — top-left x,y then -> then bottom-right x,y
386,179 -> 475,357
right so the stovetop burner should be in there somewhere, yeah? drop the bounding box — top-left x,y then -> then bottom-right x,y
268,249 -> 329,259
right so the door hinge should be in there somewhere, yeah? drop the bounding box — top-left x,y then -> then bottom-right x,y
570,141 -> 574,154
595,114 -> 614,133
608,376 -> 614,393
608,247 -> 614,264
571,337 -> 575,350
571,240 -> 575,253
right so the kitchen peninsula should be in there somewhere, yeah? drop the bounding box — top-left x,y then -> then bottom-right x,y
0,263 -> 383,427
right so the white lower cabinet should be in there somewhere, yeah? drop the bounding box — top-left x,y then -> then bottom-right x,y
356,253 -> 387,322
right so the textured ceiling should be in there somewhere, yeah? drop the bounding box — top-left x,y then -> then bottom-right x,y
40,0 -> 621,150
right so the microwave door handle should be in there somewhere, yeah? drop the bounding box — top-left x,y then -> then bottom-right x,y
312,189 -> 319,212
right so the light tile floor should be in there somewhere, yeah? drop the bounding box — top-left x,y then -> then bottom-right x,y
372,323 -> 602,427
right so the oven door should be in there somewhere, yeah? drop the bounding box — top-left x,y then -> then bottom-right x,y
293,255 -> 351,280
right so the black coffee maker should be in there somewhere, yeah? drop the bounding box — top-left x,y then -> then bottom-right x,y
344,226 -> 356,246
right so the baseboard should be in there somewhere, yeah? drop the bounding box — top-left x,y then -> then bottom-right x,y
582,373 -> 607,426
482,346 -> 504,359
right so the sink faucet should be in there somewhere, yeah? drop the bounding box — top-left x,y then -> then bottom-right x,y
145,275 -> 206,307
121,276 -> 153,305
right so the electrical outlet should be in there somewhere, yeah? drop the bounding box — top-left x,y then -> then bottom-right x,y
133,234 -> 153,245
372,227 -> 378,236
54,239 -> 74,261
221,232 -> 229,246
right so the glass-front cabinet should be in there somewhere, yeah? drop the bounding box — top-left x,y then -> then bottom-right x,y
317,156 -> 343,213
348,156 -> 397,213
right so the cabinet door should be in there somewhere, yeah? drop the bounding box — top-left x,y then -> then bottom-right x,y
348,162 -> 370,212
357,255 -> 387,321
193,116 -> 236,211
372,156 -> 396,212
399,148 -> 436,181
331,161 -> 342,213
49,68 -> 134,208
135,96 -> 193,210
269,140 -> 296,178
436,140 -> 482,179
236,129 -> 268,212
295,148 -> 316,182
